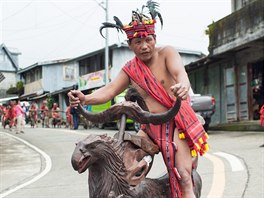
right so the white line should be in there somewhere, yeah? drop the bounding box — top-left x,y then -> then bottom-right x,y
204,153 -> 225,198
0,132 -> 52,198
214,152 -> 244,172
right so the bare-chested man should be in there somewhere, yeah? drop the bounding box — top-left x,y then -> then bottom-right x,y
68,1 -> 209,197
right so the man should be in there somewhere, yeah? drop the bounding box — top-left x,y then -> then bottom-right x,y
9,100 -> 17,131
51,103 -> 61,128
65,105 -> 73,129
15,100 -> 25,134
29,102 -> 38,128
70,106 -> 79,130
40,100 -> 50,128
1,104 -> 10,129
68,1 -> 208,197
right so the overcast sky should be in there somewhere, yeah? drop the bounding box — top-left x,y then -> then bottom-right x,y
0,0 -> 231,68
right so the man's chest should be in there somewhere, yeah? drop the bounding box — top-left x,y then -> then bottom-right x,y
148,65 -> 174,93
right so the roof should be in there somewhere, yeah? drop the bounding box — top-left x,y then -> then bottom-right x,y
17,58 -> 71,74
0,96 -> 19,103
70,42 -> 128,62
0,43 -> 20,71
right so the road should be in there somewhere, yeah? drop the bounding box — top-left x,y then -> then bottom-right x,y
0,126 -> 263,198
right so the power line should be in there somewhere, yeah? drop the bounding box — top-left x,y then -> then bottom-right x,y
2,1 -> 33,21
42,5 -> 100,58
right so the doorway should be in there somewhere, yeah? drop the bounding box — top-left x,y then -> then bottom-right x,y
250,60 -> 264,120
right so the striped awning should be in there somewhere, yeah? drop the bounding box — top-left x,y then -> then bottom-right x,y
0,72 -> 5,83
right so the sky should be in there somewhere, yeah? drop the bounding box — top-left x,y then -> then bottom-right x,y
0,0 -> 231,68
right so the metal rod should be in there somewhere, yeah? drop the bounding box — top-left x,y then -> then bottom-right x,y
118,114 -> 127,142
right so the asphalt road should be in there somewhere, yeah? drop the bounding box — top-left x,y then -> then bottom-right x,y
0,126 -> 263,198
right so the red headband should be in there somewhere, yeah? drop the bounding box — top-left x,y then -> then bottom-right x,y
123,20 -> 156,39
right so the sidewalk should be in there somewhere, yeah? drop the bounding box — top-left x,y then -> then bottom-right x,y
0,131 -> 42,197
209,120 -> 264,131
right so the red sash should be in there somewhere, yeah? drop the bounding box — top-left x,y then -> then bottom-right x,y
122,57 -> 209,156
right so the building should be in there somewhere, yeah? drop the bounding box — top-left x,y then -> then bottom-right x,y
0,43 -> 21,99
186,0 -> 263,125
18,59 -> 78,116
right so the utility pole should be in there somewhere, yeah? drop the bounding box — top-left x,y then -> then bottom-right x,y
94,0 -> 109,85
105,0 -> 109,85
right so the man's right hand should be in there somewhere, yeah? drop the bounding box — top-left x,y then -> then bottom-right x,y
68,90 -> 85,107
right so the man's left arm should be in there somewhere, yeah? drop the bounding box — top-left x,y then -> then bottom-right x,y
164,46 -> 190,100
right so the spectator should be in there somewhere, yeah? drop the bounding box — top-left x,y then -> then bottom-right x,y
70,107 -> 79,130
29,102 -> 38,128
260,105 -> 264,126
22,102 -> 29,124
51,103 -> 61,128
15,101 -> 25,134
9,100 -> 17,131
66,105 -> 73,129
40,100 -> 50,128
1,104 -> 10,129
0,103 -> 4,123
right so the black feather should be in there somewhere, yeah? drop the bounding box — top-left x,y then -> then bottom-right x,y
157,12 -> 163,28
113,16 -> 123,28
99,22 -> 123,38
145,0 -> 163,27
132,10 -> 141,22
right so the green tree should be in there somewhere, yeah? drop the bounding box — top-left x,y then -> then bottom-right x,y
46,95 -> 54,109
6,81 -> 24,95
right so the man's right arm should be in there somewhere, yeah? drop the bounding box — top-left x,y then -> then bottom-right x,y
68,70 -> 130,106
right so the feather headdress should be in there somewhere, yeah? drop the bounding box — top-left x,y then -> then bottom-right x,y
100,0 -> 163,39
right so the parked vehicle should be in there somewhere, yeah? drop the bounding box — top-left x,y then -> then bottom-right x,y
190,93 -> 216,132
91,90 -> 136,130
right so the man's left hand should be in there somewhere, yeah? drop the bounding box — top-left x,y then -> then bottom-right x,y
170,83 -> 189,100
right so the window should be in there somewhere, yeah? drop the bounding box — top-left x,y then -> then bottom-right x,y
63,65 -> 75,81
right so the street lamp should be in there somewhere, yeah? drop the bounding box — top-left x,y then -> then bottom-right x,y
94,0 -> 109,85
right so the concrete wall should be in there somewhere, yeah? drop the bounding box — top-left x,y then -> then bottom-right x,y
42,62 -> 78,93
208,0 -> 263,55
111,47 -> 134,80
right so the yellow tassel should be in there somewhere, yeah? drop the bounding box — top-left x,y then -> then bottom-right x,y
133,32 -> 138,37
199,137 -> 204,144
205,133 -> 209,139
191,149 -> 197,157
204,143 -> 209,152
179,133 -> 185,139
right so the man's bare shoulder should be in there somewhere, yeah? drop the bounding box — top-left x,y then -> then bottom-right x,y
157,45 -> 180,58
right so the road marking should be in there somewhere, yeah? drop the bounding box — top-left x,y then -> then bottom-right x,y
0,132 -> 52,198
204,153 -> 225,198
214,152 -> 244,172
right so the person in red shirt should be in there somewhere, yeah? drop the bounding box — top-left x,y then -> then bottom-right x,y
29,102 -> 38,128
260,105 -> 264,126
1,104 -> 10,129
51,103 -> 61,127
9,100 -> 17,131
40,100 -> 50,128
65,105 -> 73,129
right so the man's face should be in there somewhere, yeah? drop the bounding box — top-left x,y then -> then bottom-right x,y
128,35 -> 156,62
